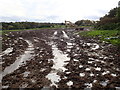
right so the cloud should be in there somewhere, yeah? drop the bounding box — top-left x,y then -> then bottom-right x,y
0,15 -> 60,22
0,0 -> 119,22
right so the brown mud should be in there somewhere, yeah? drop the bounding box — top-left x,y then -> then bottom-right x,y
1,28 -> 120,89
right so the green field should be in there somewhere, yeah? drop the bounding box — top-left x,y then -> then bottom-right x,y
79,30 -> 120,45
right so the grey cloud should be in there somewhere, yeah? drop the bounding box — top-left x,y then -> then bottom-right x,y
0,15 -> 59,22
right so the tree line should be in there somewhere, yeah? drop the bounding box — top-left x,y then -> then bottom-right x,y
95,7 -> 120,30
2,22 -> 62,30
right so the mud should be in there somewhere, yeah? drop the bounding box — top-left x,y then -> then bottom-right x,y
1,28 -> 120,89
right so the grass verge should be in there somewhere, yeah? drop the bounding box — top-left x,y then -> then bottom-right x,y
79,30 -> 120,45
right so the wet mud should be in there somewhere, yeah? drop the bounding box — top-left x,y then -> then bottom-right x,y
1,28 -> 120,89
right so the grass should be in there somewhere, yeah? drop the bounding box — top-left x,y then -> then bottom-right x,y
79,30 -> 120,45
1,26 -> 62,35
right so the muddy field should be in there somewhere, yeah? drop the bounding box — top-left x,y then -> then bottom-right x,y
1,28 -> 120,89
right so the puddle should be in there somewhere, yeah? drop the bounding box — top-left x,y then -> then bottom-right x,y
67,42 -> 73,49
100,80 -> 109,87
88,58 -> 95,61
34,39 -> 39,42
84,83 -> 93,88
91,43 -> 99,50
86,43 -> 91,46
51,44 -> 70,72
31,79 -> 36,83
79,65 -> 83,68
54,31 -> 57,35
79,73 -> 85,77
62,31 -> 69,39
46,71 -> 61,87
2,40 -> 34,78
102,71 -> 110,75
46,43 -> 70,87
23,71 -> 30,77
95,67 -> 101,71
93,80 -> 97,83
90,73 -> 94,76
88,61 -> 94,64
0,47 -> 13,57
73,59 -> 79,62
2,85 -> 9,88
85,68 -> 91,71
66,71 -> 71,74
105,36 -> 119,40
67,81 -> 73,87
86,43 -> 99,50
111,73 -> 117,77
116,87 -> 120,90
40,68 -> 46,72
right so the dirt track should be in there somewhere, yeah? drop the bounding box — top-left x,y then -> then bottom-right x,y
1,28 -> 120,89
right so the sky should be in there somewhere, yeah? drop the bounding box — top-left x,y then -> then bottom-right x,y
0,0 -> 119,23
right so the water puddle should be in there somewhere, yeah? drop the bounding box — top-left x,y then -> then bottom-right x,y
88,61 -> 94,64
67,42 -> 73,49
46,71 -> 61,87
54,31 -> 57,35
23,71 -> 30,77
79,65 -> 83,68
86,43 -> 99,50
100,80 -> 109,87
90,73 -> 94,76
51,44 -> 70,72
0,47 -> 13,57
85,68 -> 91,71
2,40 -> 34,78
102,71 -> 110,75
66,81 -> 73,87
84,83 -> 93,88
62,31 -> 69,39
79,73 -> 85,77
46,43 -> 70,87
111,73 -> 117,77
91,43 -> 99,50
95,67 -> 101,71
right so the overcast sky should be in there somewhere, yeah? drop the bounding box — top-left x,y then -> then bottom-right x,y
0,0 -> 119,23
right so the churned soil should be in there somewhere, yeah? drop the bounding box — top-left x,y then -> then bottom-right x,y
1,28 -> 120,89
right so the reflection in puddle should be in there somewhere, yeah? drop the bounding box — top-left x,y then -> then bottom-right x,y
100,80 -> 109,87
111,73 -> 117,77
23,71 -> 30,77
102,71 -> 110,75
67,81 -> 73,87
79,73 -> 85,77
46,43 -> 70,87
62,31 -> 69,39
1,47 -> 13,57
2,40 -> 34,78
46,71 -> 61,87
85,68 -> 91,71
52,44 -> 70,72
91,43 -> 99,50
95,67 -> 101,71
84,83 -> 93,88
90,73 -> 94,76
54,31 -> 57,35
79,65 -> 83,68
